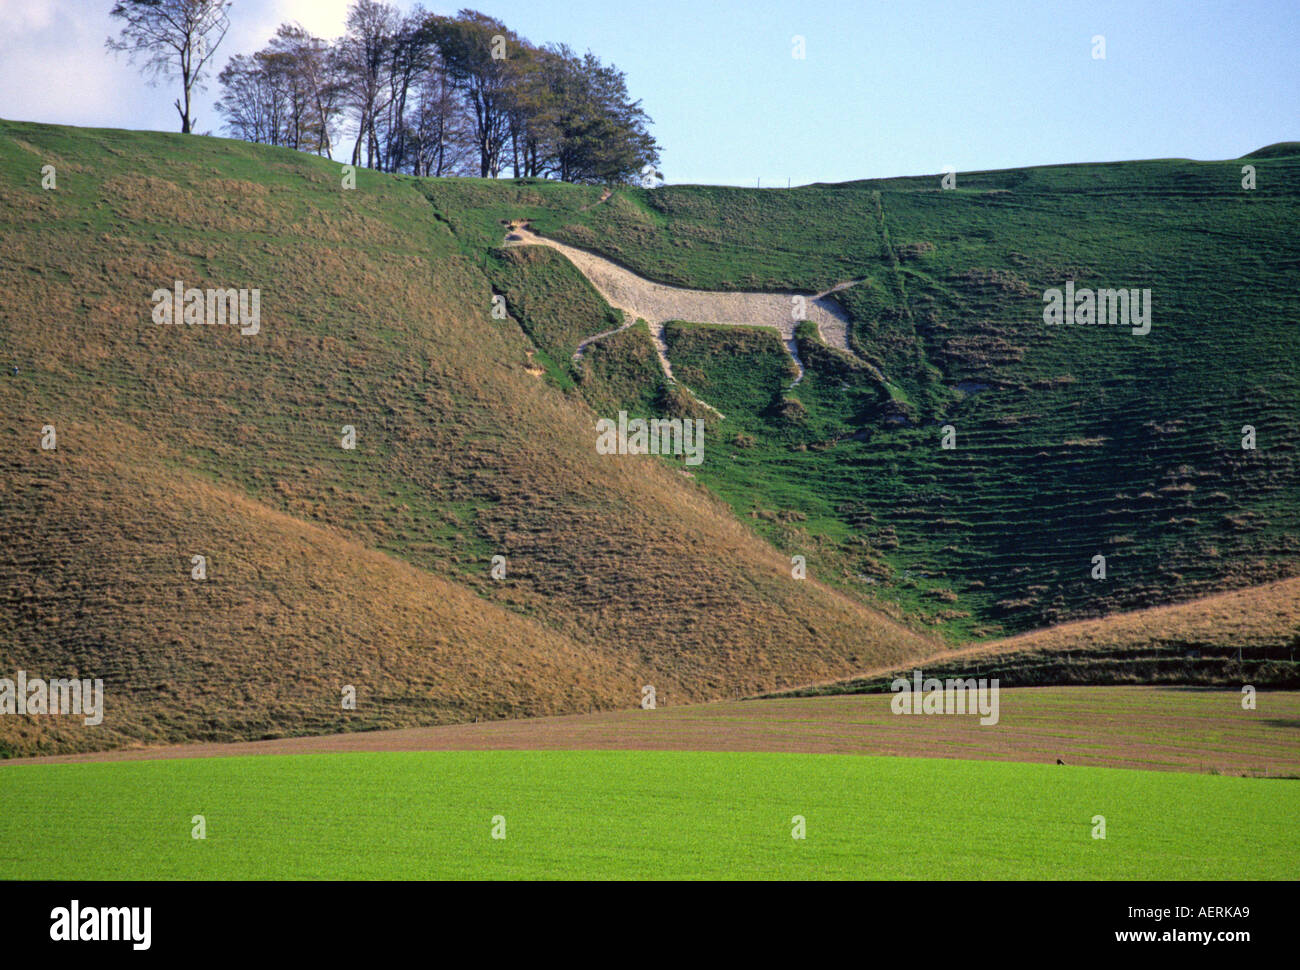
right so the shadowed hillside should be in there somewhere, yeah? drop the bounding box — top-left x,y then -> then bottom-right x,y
772,577 -> 1300,697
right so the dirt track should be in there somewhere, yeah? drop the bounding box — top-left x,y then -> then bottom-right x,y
7,688 -> 1297,776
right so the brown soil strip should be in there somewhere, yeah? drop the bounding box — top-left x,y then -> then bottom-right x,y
6,687 -> 1297,777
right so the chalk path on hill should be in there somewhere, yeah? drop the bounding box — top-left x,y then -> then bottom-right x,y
503,223 -> 865,393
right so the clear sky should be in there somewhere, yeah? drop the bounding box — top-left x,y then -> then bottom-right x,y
1,0 -> 1296,185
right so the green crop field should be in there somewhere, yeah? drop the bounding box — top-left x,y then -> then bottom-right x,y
1,750 -> 1294,880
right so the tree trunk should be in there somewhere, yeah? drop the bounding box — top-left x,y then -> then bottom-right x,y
176,64 -> 193,133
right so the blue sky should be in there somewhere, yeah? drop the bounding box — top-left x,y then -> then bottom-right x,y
0,0 -> 1295,185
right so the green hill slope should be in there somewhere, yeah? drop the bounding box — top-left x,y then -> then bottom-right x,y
0,120 -> 934,757
2,120 -> 1296,756
427,153 -> 1300,641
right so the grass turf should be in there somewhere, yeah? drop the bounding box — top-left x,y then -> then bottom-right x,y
0,749 -> 1293,879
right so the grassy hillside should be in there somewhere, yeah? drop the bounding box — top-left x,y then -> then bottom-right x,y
0,120 -> 934,757
2,749 -> 1295,879
2,120 -> 1297,756
778,577 -> 1300,696
427,151 -> 1300,643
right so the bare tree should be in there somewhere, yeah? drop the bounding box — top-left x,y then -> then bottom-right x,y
337,0 -> 400,168
209,5 -> 656,184
426,10 -> 519,178
106,0 -> 232,134
410,66 -> 474,176
215,24 -> 343,155
215,54 -> 278,144
377,9 -> 436,173
265,24 -> 342,156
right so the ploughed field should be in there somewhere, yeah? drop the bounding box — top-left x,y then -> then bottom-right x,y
11,687 -> 1298,778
